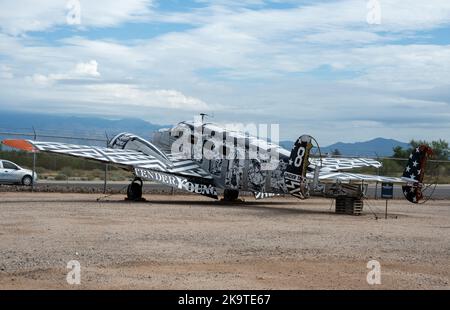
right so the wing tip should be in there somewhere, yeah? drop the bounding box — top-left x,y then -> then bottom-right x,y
2,139 -> 37,152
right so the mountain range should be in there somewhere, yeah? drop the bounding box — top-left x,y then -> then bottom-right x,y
280,138 -> 410,157
0,111 -> 167,143
0,111 -> 410,156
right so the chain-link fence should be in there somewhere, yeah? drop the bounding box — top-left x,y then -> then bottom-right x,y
0,127 -> 112,192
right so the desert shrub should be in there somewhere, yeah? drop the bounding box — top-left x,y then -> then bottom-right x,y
54,174 -> 67,181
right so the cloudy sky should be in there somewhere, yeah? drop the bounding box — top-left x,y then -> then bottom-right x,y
0,0 -> 449,144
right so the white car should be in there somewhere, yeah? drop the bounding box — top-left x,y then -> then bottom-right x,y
0,159 -> 37,186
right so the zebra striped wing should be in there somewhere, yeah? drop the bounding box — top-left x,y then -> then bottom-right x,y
3,139 -> 212,179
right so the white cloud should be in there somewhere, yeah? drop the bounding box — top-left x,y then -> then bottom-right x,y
84,84 -> 210,110
74,60 -> 100,76
112,0 -> 450,82
27,60 -> 101,85
0,0 -> 449,143
79,1 -> 153,27
301,30 -> 385,45
154,0 -> 450,35
0,65 -> 14,79
0,0 -> 153,35
339,44 -> 450,90
29,73 -> 51,86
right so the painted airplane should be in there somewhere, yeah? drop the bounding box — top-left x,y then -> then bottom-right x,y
2,119 -> 433,212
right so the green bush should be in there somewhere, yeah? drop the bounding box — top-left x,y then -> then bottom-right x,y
54,174 -> 67,181
61,167 -> 74,177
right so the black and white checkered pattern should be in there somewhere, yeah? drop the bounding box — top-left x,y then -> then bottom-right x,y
30,140 -> 211,178
310,157 -> 382,171
311,171 -> 405,184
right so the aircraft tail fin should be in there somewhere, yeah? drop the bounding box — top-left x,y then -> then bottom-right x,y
401,145 -> 433,203
284,135 -> 313,199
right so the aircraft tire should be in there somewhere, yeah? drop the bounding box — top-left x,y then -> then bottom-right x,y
127,179 -> 143,201
223,189 -> 239,201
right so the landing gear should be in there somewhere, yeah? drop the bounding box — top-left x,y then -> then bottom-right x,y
223,189 -> 239,202
126,178 -> 144,201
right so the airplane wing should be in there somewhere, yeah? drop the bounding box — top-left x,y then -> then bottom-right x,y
2,139 -> 211,178
308,145 -> 433,204
308,157 -> 416,184
307,171 -> 410,184
308,156 -> 411,184
309,157 -> 382,172
2,139 -> 217,197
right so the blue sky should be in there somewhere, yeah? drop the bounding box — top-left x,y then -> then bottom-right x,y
0,0 -> 449,144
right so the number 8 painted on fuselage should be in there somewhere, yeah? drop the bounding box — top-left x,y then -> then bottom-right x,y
294,146 -> 305,167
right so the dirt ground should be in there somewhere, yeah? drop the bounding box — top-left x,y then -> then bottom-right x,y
0,192 -> 448,289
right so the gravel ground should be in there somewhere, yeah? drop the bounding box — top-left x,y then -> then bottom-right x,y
0,192 -> 448,289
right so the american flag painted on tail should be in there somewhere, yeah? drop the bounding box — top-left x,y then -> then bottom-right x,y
401,145 -> 433,203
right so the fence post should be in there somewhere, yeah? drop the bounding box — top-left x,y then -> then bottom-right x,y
103,132 -> 108,194
31,127 -> 36,192
375,181 -> 378,200
375,152 -> 381,200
